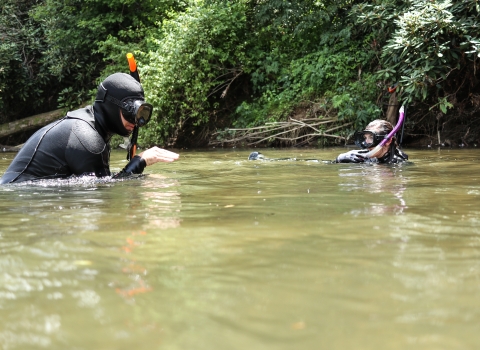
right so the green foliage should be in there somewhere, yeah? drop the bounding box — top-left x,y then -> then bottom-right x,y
138,0 -> 247,146
0,0 -> 184,125
243,0 -> 363,96
431,96 -> 454,114
356,0 -> 480,111
234,20 -> 380,132
0,0 -> 51,122
329,75 -> 382,128
246,0 -> 357,57
3,0 -> 480,147
32,0 -> 183,110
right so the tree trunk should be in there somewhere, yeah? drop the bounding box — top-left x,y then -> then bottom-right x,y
0,108 -> 65,139
386,92 -> 398,126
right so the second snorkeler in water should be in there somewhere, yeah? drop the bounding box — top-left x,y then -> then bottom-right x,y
334,119 -> 408,164
248,119 -> 408,164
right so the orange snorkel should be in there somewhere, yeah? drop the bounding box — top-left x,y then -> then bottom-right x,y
126,53 -> 140,160
126,53 -> 140,83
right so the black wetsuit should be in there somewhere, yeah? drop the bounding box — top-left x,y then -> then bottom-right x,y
1,72 -> 150,184
374,147 -> 408,163
0,106 -> 145,184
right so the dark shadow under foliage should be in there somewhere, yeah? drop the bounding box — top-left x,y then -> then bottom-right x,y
403,59 -> 480,147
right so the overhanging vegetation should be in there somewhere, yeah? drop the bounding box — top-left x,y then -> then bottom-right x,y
1,0 -> 479,148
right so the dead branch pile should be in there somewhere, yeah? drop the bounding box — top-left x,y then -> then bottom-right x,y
210,117 -> 352,147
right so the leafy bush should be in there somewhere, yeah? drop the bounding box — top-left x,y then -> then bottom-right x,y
234,23 -> 381,133
32,0 -> 182,110
0,0 -> 52,123
138,0 -> 247,146
355,0 -> 480,109
3,0 -> 480,147
0,0 -> 183,126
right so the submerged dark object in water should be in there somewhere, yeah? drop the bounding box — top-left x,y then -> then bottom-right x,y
248,152 -> 265,160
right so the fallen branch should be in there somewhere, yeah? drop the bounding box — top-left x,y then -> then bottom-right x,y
0,108 -> 65,139
210,118 -> 351,147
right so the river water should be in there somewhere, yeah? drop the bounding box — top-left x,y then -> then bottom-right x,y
0,147 -> 479,349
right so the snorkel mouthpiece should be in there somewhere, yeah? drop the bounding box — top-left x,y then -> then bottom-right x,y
364,106 -> 405,158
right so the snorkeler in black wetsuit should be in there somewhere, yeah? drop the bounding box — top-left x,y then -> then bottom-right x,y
0,73 -> 179,184
248,119 -> 408,164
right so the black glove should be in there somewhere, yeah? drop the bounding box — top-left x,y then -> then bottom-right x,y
335,150 -> 366,163
112,155 -> 147,178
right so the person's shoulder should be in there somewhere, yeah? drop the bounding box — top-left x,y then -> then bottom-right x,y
67,106 -> 94,124
69,109 -> 106,154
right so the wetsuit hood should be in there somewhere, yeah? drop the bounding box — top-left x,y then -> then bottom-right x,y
93,73 -> 145,137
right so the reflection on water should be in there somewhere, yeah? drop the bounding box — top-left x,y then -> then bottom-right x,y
0,157 -> 182,348
338,163 -> 409,216
0,148 -> 480,349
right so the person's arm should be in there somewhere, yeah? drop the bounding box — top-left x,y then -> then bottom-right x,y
334,150 -> 367,163
67,147 -> 111,177
113,147 -> 179,178
137,147 -> 179,166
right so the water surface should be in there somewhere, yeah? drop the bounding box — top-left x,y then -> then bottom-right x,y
0,147 -> 479,349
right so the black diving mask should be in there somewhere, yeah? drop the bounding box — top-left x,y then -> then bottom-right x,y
120,99 -> 153,127
354,130 -> 387,149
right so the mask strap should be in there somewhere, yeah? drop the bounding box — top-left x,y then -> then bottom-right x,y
105,95 -> 132,113
95,84 -> 135,114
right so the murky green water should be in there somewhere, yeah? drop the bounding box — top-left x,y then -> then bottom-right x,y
1,147 -> 480,350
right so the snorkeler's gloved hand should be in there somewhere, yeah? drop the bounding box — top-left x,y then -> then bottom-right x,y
335,150 -> 366,163
113,155 -> 146,178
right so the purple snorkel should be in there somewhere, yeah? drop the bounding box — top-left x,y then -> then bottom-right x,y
365,105 -> 405,158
